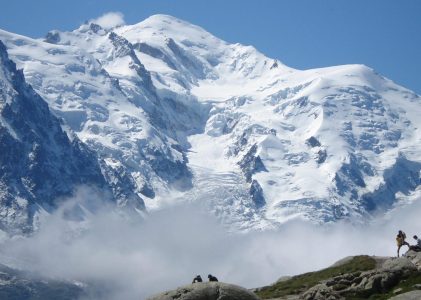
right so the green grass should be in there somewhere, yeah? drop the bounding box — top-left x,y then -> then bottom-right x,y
256,255 -> 377,299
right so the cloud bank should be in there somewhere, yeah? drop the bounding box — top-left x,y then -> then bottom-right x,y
91,12 -> 125,30
0,189 -> 420,300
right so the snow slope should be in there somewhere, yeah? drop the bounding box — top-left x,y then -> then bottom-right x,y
0,41 -> 121,234
1,14 -> 421,231
118,15 -> 421,225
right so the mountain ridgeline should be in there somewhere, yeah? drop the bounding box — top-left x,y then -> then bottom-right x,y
0,41 -> 113,233
0,15 -> 421,233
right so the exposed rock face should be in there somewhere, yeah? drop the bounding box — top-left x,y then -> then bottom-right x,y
147,282 -> 260,300
300,255 -> 419,300
0,263 -> 84,300
0,41 -> 125,234
258,253 -> 421,300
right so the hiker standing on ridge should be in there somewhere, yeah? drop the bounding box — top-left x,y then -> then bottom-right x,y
396,230 -> 410,257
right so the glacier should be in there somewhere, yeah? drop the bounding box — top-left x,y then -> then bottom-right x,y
0,14 -> 421,232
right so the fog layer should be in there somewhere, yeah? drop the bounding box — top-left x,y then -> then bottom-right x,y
1,190 -> 420,299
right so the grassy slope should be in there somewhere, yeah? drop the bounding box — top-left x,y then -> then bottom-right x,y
256,256 -> 377,299
257,255 -> 421,300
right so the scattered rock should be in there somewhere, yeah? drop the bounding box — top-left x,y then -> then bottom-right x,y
306,136 -> 321,148
238,143 -> 268,182
317,149 -> 327,164
250,179 -> 266,208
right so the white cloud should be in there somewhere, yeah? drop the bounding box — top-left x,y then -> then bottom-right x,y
0,187 -> 420,300
91,12 -> 125,30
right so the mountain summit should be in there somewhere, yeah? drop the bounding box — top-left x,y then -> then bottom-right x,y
0,14 -> 420,232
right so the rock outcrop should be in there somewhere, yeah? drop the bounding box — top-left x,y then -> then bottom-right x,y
301,254 -> 420,300
257,251 -> 421,300
404,250 -> 421,271
147,282 -> 260,300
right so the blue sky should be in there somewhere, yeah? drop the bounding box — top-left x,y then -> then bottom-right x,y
1,0 -> 420,93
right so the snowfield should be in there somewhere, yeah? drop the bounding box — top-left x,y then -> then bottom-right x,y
1,14 -> 421,232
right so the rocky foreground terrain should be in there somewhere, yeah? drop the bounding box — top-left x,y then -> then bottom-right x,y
255,250 -> 421,300
0,251 -> 420,299
146,251 -> 421,300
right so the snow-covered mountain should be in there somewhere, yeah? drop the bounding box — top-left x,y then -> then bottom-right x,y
0,40 -> 129,234
1,14 -> 420,232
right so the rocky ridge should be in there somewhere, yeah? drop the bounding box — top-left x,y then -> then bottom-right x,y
256,251 -> 421,300
0,40 -> 126,234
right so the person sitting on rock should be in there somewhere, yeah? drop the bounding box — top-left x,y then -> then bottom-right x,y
192,275 -> 203,283
409,235 -> 421,252
208,274 -> 218,282
396,230 -> 410,257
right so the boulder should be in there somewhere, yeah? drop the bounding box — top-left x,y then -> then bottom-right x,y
146,282 -> 260,300
381,257 -> 417,273
389,290 -> 421,300
404,250 -> 421,271
300,284 -> 343,300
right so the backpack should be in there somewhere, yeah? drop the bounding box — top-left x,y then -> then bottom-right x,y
396,235 -> 403,246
